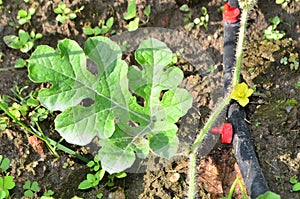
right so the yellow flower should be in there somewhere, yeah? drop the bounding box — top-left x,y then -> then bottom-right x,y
230,82 -> 254,107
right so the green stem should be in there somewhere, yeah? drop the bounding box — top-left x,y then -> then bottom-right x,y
187,96 -> 230,199
34,121 -> 60,157
233,0 -> 255,86
187,152 -> 197,199
187,1 -> 256,198
0,102 -> 89,163
228,177 -> 239,198
190,96 -> 231,153
226,177 -> 248,198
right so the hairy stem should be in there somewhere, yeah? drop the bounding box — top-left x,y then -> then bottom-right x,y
233,0 -> 256,86
187,96 -> 230,199
187,0 -> 256,198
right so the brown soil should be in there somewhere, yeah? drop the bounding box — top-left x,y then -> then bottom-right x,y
0,0 -> 300,199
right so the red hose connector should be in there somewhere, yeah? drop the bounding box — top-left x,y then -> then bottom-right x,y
211,123 -> 233,144
223,2 -> 240,23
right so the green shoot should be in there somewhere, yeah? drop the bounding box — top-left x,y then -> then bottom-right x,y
221,177 -> 248,199
0,156 -> 15,199
280,52 -> 299,70
14,58 -> 27,69
83,17 -> 115,36
17,7 -> 36,25
54,2 -> 84,23
123,0 -> 136,20
123,0 -> 151,31
181,4 -> 209,30
263,16 -> 285,40
3,29 -> 42,53
23,180 -> 40,198
290,176 -> 300,192
78,155 -> 127,199
144,5 -> 151,19
43,189 -> 55,197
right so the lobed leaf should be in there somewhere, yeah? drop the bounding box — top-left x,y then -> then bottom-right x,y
28,36 -> 192,173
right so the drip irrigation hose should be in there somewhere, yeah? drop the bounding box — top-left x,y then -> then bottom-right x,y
222,1 -> 270,198
228,104 -> 269,198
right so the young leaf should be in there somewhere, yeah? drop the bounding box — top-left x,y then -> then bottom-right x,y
124,0 -> 136,20
24,190 -> 34,197
128,17 -> 139,31
23,180 -> 31,189
144,5 -> 151,17
31,181 -> 40,192
2,176 -> 15,189
115,172 -> 127,178
106,17 -> 114,28
0,157 -> 10,171
15,58 -> 27,68
292,183 -> 300,192
28,37 -> 192,174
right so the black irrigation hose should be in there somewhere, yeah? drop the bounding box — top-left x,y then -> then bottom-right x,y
223,1 -> 270,198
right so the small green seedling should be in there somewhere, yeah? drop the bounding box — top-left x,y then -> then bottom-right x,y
280,52 -> 299,70
263,16 -> 285,40
3,29 -> 42,53
17,7 -> 35,25
295,81 -> 300,89
41,189 -> 55,198
107,172 -> 127,187
54,1 -> 84,23
123,0 -> 151,31
0,116 -> 9,130
180,4 -> 192,23
14,58 -> 27,69
124,0 -> 138,31
193,7 -> 209,30
78,155 -> 127,198
0,155 -> 15,199
290,176 -> 300,192
84,17 -> 115,36
221,177 -> 248,199
180,4 -> 209,30
1,85 -> 50,124
78,156 -> 105,198
123,0 -> 136,21
23,180 -> 40,198
144,5 -> 151,20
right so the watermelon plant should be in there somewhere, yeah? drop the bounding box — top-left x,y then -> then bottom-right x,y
28,36 -> 193,174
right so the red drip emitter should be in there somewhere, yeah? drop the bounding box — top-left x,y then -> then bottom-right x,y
222,2 -> 240,23
211,123 -> 233,144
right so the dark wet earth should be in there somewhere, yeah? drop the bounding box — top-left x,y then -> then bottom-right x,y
0,0 -> 300,198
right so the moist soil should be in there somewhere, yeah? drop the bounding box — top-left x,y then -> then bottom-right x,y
0,0 -> 300,199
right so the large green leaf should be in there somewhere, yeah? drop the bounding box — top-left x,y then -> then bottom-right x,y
28,36 -> 192,173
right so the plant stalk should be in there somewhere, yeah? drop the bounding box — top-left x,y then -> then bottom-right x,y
233,0 -> 255,86
187,0 -> 256,198
187,95 -> 230,199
